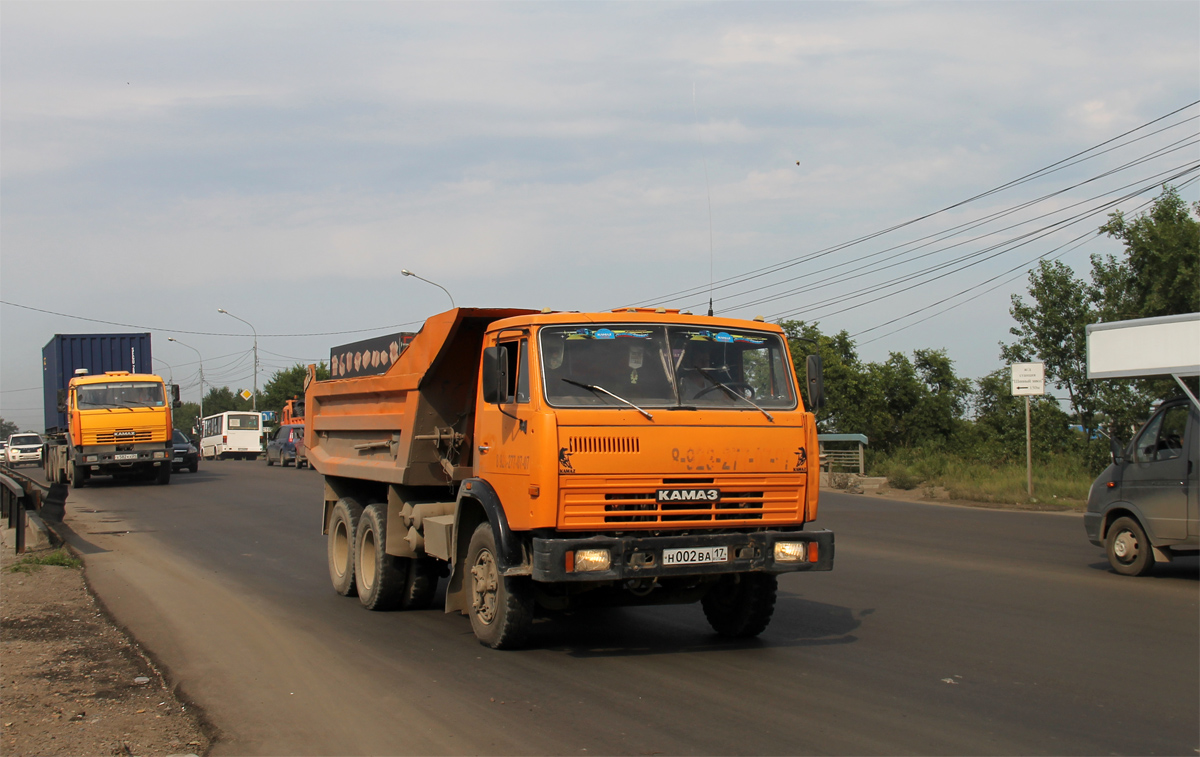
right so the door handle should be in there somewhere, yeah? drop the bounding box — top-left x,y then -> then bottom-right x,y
478,444 -> 490,454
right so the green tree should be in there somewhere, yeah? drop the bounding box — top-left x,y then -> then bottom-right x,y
1099,185 -> 1200,318
971,369 -> 1074,462
202,386 -> 257,415
260,363 -> 330,416
1000,259 -> 1098,437
0,417 -> 21,439
173,402 -> 201,438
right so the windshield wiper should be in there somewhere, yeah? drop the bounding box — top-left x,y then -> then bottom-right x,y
697,369 -> 774,422
560,378 -> 654,420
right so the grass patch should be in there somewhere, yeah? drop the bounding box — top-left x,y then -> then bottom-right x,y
7,548 -> 82,574
870,449 -> 1092,507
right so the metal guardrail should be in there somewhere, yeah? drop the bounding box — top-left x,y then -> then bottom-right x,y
0,464 -> 67,554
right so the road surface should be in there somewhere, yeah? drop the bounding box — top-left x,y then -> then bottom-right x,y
48,462 -> 1199,755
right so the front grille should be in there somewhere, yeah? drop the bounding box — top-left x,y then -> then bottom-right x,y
561,476 -> 804,529
602,491 -> 766,523
93,430 -> 155,444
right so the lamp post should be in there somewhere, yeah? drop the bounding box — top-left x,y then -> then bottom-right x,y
168,337 -> 205,419
218,308 -> 258,411
401,269 -> 456,309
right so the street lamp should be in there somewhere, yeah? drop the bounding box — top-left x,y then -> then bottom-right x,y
168,337 -> 205,419
401,269 -> 456,309
217,308 -> 258,411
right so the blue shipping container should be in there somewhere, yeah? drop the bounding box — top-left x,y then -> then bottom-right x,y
42,333 -> 153,435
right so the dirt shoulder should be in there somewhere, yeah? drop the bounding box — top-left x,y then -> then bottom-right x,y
0,534 -> 212,757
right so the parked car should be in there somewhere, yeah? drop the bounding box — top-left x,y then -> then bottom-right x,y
172,430 -> 200,473
265,423 -> 304,467
6,434 -> 44,467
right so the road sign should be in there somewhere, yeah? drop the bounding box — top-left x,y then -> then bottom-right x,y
1011,363 -> 1045,396
239,389 -> 253,401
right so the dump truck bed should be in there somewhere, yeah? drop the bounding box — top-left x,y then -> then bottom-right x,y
305,308 -> 537,486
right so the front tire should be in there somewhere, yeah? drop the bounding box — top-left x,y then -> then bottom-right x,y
155,463 -> 171,485
702,573 -> 778,638
354,504 -> 406,610
466,523 -> 533,649
327,498 -> 363,596
1106,516 -> 1155,576
68,461 -> 88,489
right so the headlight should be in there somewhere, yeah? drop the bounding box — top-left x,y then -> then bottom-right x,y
775,541 -> 812,563
569,549 -> 611,572
152,451 -> 166,459
84,455 -> 98,463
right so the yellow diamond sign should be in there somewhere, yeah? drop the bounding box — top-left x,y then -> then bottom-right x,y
240,389 -> 253,401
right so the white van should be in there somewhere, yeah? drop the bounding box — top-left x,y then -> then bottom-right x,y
200,411 -> 264,460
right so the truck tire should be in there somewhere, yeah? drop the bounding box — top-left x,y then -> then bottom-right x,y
701,573 -> 778,638
355,504 -> 407,610
328,498 -> 363,596
68,461 -> 88,489
155,463 -> 171,485
401,557 -> 440,610
466,522 -> 534,649
1106,516 -> 1155,576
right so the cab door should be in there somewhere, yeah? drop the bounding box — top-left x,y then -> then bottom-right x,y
475,336 -> 538,511
1124,401 -> 1191,541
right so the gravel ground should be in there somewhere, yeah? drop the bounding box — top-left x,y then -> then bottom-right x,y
0,534 -> 212,757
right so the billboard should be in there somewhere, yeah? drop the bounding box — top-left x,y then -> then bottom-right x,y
330,332 -> 416,378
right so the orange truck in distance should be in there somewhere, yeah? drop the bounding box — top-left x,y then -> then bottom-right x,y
305,307 -> 833,648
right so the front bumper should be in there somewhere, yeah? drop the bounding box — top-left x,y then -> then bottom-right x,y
7,449 -> 42,464
79,444 -> 172,470
531,529 -> 834,582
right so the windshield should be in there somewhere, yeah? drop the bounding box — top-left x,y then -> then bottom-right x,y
228,414 -> 260,430
77,382 -> 165,409
173,430 -> 192,444
10,435 -> 41,446
539,325 -> 797,409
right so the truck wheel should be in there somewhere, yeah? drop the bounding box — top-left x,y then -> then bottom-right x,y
355,504 -> 407,610
155,464 -> 171,485
701,573 -> 778,638
466,523 -> 533,649
1106,516 -> 1155,576
401,557 -> 440,610
68,461 -> 88,489
328,498 -> 363,596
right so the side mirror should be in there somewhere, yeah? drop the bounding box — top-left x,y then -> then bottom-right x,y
57,389 -> 67,413
171,384 -> 182,408
1109,435 -> 1125,466
481,346 -> 508,404
805,354 -> 826,410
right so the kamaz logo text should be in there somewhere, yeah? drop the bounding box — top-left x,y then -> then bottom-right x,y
656,488 -> 720,503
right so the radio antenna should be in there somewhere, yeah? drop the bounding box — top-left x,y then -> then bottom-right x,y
693,81 -> 714,316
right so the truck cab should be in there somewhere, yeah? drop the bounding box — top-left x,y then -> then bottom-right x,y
1085,397 -> 1200,574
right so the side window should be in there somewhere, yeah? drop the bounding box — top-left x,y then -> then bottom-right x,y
1156,405 -> 1187,461
1133,412 -> 1165,464
499,341 -> 520,403
516,339 -> 530,404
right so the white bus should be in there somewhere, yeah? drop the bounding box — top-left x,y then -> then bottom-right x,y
200,411 -> 266,460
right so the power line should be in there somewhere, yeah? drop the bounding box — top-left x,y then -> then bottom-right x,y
621,100 -> 1200,309
0,300 -> 424,339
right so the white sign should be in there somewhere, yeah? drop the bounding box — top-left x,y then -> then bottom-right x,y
239,389 -> 253,401
1011,363 -> 1045,396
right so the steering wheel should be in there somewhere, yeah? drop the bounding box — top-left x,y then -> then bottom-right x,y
695,382 -> 755,400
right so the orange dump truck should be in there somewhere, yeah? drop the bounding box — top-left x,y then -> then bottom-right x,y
305,307 -> 833,648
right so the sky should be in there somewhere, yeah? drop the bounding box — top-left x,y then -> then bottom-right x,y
2,1 -> 1198,432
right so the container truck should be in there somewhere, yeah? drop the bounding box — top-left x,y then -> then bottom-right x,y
306,307 -> 833,648
42,333 -> 179,488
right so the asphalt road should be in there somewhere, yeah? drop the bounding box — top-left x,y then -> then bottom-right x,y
45,461 -> 1199,756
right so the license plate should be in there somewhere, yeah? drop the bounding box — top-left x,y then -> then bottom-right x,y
114,453 -> 138,461
662,546 -> 728,566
